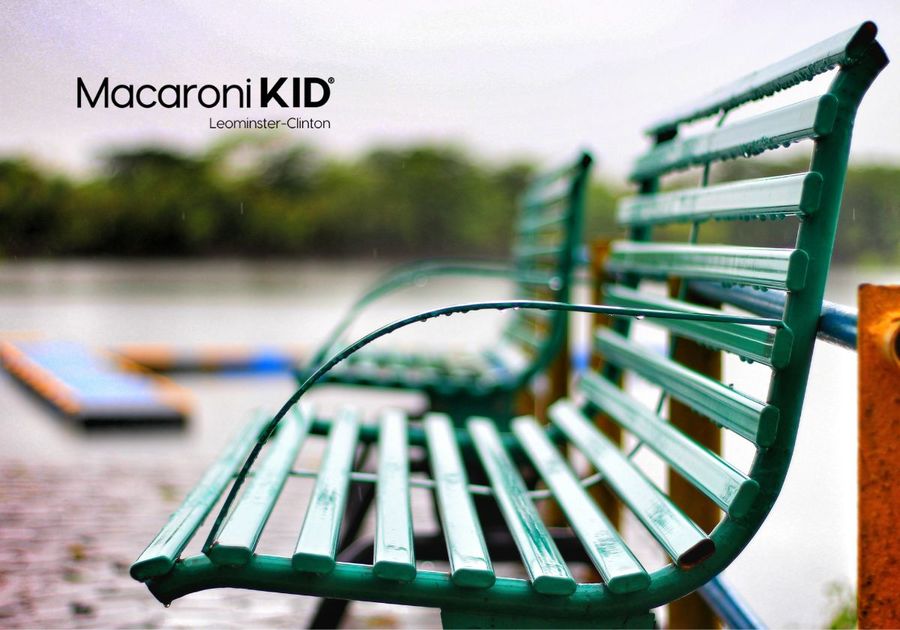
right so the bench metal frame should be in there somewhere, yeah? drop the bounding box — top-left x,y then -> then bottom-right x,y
131,22 -> 888,628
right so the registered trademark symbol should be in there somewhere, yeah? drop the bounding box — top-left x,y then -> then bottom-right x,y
328,77 -> 335,84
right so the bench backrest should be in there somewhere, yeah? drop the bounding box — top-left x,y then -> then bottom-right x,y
492,152 -> 592,384
562,22 -> 887,602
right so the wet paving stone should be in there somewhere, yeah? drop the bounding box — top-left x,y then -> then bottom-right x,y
0,460 -> 441,628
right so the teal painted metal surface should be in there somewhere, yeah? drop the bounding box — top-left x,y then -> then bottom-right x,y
512,417 -> 649,593
145,299 -> 781,593
130,412 -> 269,581
631,95 -> 836,181
131,22 -> 887,626
425,413 -> 495,588
467,417 -> 575,595
611,19 -> 888,616
607,242 -> 809,291
646,21 -> 877,135
603,286 -> 793,368
594,328 -> 778,446
144,555 -> 661,623
618,172 -> 823,226
578,373 -> 759,518
550,400 -> 714,566
208,406 -> 312,566
292,408 -> 360,573
373,409 -> 416,581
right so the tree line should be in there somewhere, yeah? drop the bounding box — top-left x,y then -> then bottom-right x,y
0,137 -> 897,264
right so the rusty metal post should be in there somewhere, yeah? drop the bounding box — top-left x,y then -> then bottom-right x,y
667,280 -> 721,630
589,239 -> 622,528
858,284 -> 900,629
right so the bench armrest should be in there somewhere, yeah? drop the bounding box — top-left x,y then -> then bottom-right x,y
305,258 -> 558,368
205,299 -> 785,552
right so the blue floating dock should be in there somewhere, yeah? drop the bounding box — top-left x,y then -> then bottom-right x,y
115,344 -> 304,374
0,340 -> 190,427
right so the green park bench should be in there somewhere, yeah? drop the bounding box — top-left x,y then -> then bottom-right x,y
130,22 -> 887,628
294,150 -> 592,423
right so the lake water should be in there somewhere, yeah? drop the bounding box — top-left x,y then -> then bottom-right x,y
0,260 -> 896,628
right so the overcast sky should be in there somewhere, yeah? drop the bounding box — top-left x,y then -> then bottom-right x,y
2,1 -> 898,179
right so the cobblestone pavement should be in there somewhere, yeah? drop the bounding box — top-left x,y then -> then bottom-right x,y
0,458 -> 444,629
0,371 -> 449,629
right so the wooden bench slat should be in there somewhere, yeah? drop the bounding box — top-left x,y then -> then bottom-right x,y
292,407 -> 361,573
550,400 -> 714,566
579,373 -> 760,518
373,409 -> 416,581
130,412 -> 270,581
595,328 -> 779,446
631,95 -> 837,181
603,285 -> 793,368
467,418 -> 576,596
424,413 -> 495,588
646,21 -> 876,135
607,241 -> 809,291
207,407 -> 312,566
617,172 -> 823,226
512,417 -> 650,594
